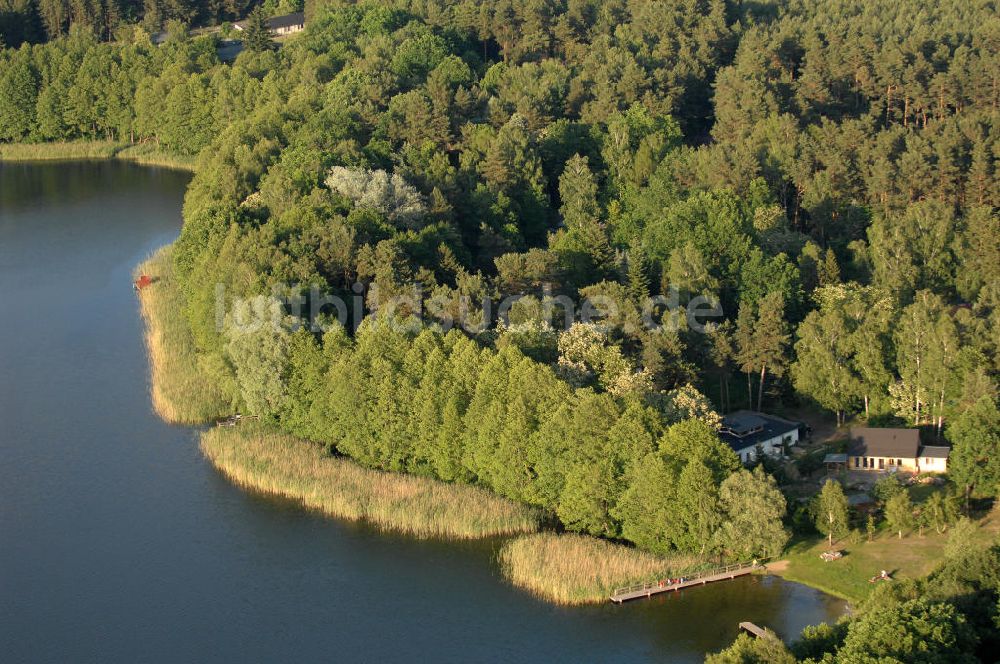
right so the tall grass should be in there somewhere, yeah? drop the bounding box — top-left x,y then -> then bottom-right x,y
0,140 -> 195,171
137,247 -> 233,424
0,140 -> 120,161
499,533 -> 702,604
115,144 -> 196,171
200,425 -> 541,538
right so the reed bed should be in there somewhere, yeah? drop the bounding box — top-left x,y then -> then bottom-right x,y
200,425 -> 541,538
0,141 -> 195,171
137,247 -> 232,424
499,533 -> 701,604
0,140 -> 121,161
115,144 -> 197,171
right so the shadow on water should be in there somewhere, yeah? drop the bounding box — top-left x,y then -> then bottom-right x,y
0,161 -> 845,664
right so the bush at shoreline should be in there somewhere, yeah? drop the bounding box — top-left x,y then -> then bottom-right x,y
499,533 -> 701,604
200,425 -> 541,539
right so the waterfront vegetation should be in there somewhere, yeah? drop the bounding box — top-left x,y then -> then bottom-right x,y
5,0 -> 1000,659
499,533 -> 700,605
137,248 -> 233,424
200,425 -> 540,538
0,141 -> 195,171
0,140 -> 120,160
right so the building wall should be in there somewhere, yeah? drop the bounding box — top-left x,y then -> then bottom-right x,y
919,457 -> 948,473
851,456 -> 919,472
851,456 -> 949,473
738,430 -> 798,464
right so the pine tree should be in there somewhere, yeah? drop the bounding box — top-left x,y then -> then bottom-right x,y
737,292 -> 790,413
734,302 -> 758,410
550,154 -> 613,285
707,321 -> 735,414
626,240 -> 650,304
243,7 -> 274,52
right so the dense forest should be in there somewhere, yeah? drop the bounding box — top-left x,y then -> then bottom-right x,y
2,0 -> 999,659
0,0 -> 303,45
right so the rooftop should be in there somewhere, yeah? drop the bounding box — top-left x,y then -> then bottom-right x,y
267,11 -> 304,29
919,445 -> 951,459
719,410 -> 800,452
848,427 -> 920,459
235,12 -> 305,31
721,412 -> 768,437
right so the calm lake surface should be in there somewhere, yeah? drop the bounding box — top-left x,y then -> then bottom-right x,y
0,161 -> 845,663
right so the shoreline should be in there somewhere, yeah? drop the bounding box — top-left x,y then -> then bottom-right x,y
136,247 -> 233,424
0,141 -> 196,172
134,242 -> 852,607
200,425 -> 541,539
499,533 -> 703,604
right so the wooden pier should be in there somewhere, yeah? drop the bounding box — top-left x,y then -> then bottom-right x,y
739,622 -> 768,639
610,562 -> 761,603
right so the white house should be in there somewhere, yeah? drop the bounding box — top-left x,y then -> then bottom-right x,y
235,12 -> 305,37
719,411 -> 801,464
848,427 -> 949,473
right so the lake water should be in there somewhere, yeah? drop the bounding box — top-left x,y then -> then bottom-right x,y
0,161 -> 845,663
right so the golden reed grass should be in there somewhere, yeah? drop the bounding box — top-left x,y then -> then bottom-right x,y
0,141 -> 196,171
115,144 -> 196,171
137,247 -> 231,424
0,140 -> 120,161
200,425 -> 541,539
499,533 -> 701,604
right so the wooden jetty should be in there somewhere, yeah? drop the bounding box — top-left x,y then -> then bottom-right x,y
739,622 -> 768,639
610,562 -> 761,603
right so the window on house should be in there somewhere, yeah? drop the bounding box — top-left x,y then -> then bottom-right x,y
888,458 -> 895,466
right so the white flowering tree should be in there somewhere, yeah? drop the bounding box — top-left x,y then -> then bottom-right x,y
325,166 -> 427,229
556,322 -> 653,398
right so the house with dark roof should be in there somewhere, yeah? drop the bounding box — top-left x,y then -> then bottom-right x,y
235,11 -> 305,36
916,445 -> 949,473
719,410 -> 801,464
848,427 -> 949,473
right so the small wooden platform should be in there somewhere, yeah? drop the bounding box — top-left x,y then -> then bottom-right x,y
739,622 -> 768,639
610,562 -> 760,603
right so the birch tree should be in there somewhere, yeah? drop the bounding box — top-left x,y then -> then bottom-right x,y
815,479 -> 849,547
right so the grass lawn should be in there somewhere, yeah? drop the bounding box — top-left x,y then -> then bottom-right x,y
776,504 -> 1000,603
